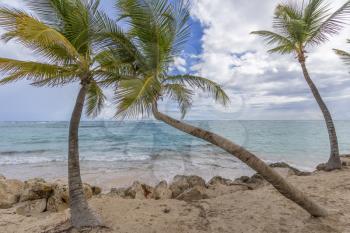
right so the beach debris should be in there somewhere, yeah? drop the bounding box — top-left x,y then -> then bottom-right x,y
0,178 -> 24,209
16,198 -> 47,216
154,180 -> 172,200
170,175 -> 206,198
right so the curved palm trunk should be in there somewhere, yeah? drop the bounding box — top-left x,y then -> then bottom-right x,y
68,83 -> 101,228
152,106 -> 327,217
299,58 -> 341,171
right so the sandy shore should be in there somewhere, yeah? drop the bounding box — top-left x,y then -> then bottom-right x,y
0,157 -> 350,233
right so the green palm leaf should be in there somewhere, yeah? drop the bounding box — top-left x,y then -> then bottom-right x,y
115,76 -> 161,118
0,7 -> 80,60
85,81 -> 106,117
164,75 -> 230,106
163,83 -> 193,118
334,48 -> 350,66
309,0 -> 350,44
0,58 -> 76,86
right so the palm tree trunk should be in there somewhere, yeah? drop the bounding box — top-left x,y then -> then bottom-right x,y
68,82 -> 101,228
298,58 -> 341,171
152,106 -> 328,217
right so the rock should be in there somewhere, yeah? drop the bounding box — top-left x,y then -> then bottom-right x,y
83,184 -> 93,199
176,186 -> 209,202
163,208 -> 171,214
46,184 -> 69,212
270,162 -> 311,176
207,176 -> 233,186
273,167 -> 295,178
125,181 -> 154,199
236,176 -> 250,183
0,174 -> 5,180
234,174 -> 265,189
316,163 -> 327,171
20,179 -> 54,202
91,186 -> 102,195
154,181 -> 172,200
170,175 -> 206,198
16,198 -> 47,216
110,187 -> 128,198
46,183 -> 93,212
0,179 -> 24,209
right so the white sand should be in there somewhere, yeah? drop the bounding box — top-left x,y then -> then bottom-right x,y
1,158 -> 350,233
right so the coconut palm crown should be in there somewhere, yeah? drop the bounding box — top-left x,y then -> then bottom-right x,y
252,0 -> 350,170
0,0 -> 132,228
103,0 -> 229,119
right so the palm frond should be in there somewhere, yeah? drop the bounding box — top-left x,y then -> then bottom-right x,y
0,58 -> 76,86
164,75 -> 230,106
0,7 -> 80,60
334,48 -> 350,66
116,0 -> 184,70
162,83 -> 193,118
309,0 -> 350,44
85,81 -> 106,117
114,76 -> 161,118
251,30 -> 295,54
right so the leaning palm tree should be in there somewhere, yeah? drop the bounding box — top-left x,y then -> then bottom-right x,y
0,0 -> 130,228
252,0 -> 350,171
108,0 -> 327,217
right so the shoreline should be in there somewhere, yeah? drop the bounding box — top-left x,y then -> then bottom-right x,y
0,157 -> 349,233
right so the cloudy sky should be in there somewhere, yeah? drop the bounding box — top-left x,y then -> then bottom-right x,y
0,0 -> 350,121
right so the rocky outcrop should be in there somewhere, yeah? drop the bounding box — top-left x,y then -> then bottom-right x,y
0,175 -> 101,214
124,181 -> 154,199
20,178 -> 54,202
154,181 -> 172,200
169,175 -> 206,198
46,184 -> 69,212
0,178 -> 24,209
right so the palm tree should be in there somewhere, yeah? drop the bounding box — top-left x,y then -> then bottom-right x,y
0,0 -> 130,228
107,0 -> 327,217
252,0 -> 350,171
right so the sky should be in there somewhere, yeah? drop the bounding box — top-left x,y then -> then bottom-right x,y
0,0 -> 350,121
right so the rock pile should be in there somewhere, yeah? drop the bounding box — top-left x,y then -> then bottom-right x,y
0,176 -> 101,216
109,162 -> 309,201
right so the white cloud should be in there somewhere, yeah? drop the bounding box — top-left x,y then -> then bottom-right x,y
188,0 -> 350,120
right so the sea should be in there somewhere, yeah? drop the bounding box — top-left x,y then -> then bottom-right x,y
0,121 -> 350,188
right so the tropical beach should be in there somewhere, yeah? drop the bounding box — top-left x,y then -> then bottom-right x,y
1,0 -> 350,232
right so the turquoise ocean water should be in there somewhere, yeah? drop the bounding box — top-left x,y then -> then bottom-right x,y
0,121 -> 350,183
